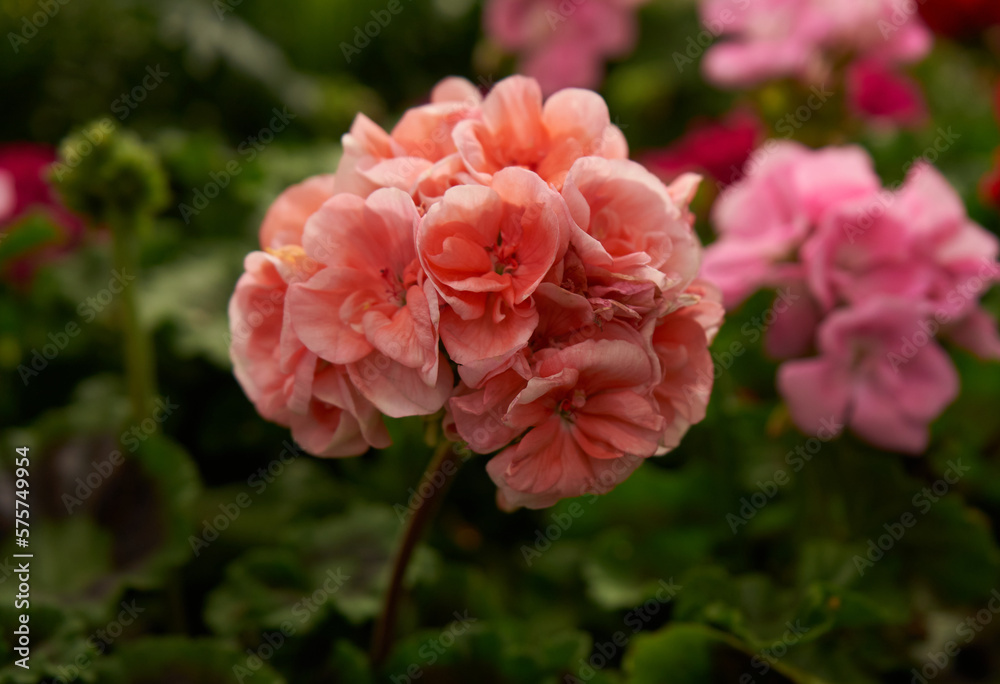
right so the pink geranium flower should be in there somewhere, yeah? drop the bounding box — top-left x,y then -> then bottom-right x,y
417,167 -> 572,364
805,164 -> 999,319
229,247 -> 390,456
704,142 -> 1000,452
778,297 -> 958,454
447,162 -> 719,506
287,188 -> 453,417
452,76 -> 628,189
233,75 -> 719,507
700,0 -> 932,126
485,335 -> 665,510
702,141 -> 881,308
229,176 -> 394,456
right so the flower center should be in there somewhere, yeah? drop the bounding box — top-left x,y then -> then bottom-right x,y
486,233 -> 520,275
557,389 -> 587,420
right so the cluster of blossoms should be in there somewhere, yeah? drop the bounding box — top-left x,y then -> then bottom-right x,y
229,76 -> 722,509
703,142 -> 1000,453
484,0 -> 649,95
700,0 -> 932,126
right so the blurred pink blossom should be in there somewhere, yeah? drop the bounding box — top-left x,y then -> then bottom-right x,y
700,0 -> 932,126
703,142 -> 1000,453
778,297 -> 958,454
484,0 -> 650,94
701,141 -> 881,308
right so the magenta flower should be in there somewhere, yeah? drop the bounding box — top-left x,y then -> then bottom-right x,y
0,143 -> 85,282
845,59 -> 927,128
641,110 -> 763,187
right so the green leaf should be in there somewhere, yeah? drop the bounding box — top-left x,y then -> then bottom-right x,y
95,637 -> 286,683
623,624 -> 727,684
0,212 -> 62,264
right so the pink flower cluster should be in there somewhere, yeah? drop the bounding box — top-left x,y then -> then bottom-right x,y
229,76 -> 722,509
484,0 -> 650,95
702,142 -> 1000,454
700,0 -> 932,126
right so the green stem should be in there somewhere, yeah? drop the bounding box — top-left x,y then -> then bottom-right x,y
370,441 -> 463,668
109,212 -> 156,421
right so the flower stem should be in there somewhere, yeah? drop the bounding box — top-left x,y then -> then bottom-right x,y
370,440 -> 463,668
109,212 -> 156,421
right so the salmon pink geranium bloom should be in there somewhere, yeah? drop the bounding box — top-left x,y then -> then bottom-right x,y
417,167 -> 572,364
230,75 -> 720,508
229,179 -> 391,456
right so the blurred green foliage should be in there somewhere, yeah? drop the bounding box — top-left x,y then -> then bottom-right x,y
2,0 -> 1000,682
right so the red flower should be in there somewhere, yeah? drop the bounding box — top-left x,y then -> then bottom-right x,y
981,83 -> 1000,210
640,111 -> 761,187
0,143 -> 85,282
846,59 -> 927,128
918,0 -> 1000,38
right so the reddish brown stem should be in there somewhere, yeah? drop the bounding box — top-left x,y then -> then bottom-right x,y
370,441 -> 462,668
